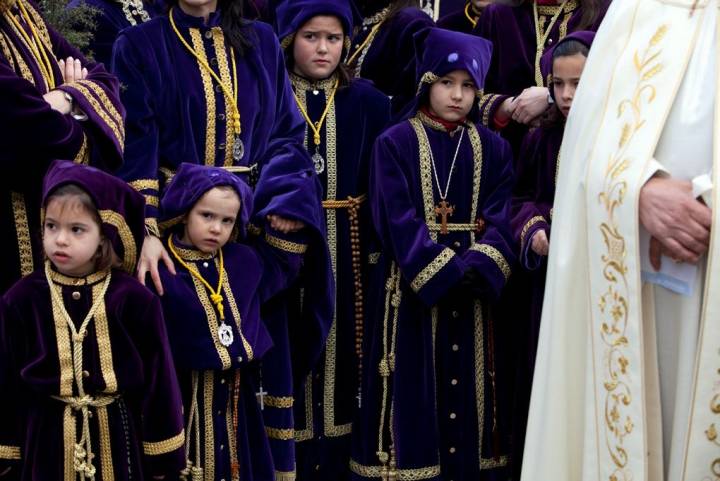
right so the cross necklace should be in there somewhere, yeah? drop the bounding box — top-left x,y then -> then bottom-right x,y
429,126 -> 465,235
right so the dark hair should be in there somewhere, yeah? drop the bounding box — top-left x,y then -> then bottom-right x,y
166,0 -> 252,55
356,0 -> 419,20
44,184 -> 115,272
576,0 -> 605,30
284,14 -> 353,88
386,0 -> 420,22
552,38 -> 589,61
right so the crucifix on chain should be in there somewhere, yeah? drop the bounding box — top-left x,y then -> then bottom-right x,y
434,200 -> 454,235
256,384 -> 268,411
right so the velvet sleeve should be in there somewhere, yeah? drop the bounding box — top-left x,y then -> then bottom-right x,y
460,132 -> 516,301
370,133 -> 467,307
0,298 -> 22,476
111,31 -> 161,228
48,23 -> 125,170
255,225 -> 307,303
473,8 -> 511,129
135,295 -> 186,477
510,129 -> 551,271
0,57 -> 86,185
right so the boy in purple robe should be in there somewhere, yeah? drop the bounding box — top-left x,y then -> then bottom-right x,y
0,0 -> 124,296
347,0 -> 434,115
507,30 -> 594,480
351,28 -> 516,481
155,163 -> 306,481
473,0 -> 606,152
276,0 -> 391,478
0,160 -> 185,480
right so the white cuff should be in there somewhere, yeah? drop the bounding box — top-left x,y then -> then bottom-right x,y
692,173 -> 713,208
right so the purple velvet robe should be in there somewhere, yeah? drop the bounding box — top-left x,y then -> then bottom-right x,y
504,122 -> 561,479
348,6 -> 434,115
437,2 -> 479,34
112,12 -> 334,476
0,268 -> 184,480
157,230 -> 304,481
288,74 -> 391,481
473,1 -> 607,150
66,0 -> 160,68
0,0 -> 124,296
350,113 -> 516,480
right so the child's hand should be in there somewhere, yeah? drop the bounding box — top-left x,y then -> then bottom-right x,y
58,56 -> 88,84
267,215 -> 305,233
531,229 -> 549,257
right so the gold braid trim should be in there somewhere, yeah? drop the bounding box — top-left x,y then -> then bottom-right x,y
94,295 -> 118,393
410,247 -> 456,292
221,267 -> 254,360
264,233 -> 308,254
189,28 -> 216,166
264,395 -> 294,408
99,209 -> 137,273
63,83 -> 125,147
11,192 -> 34,276
144,195 -> 159,208
276,469 -> 297,481
202,371 -> 215,481
0,445 -> 20,460
75,79 -> 123,127
73,134 -> 89,164
469,244 -> 511,281
349,459 -> 441,480
143,430 -> 185,455
128,179 -> 159,192
415,71 -> 439,95
265,426 -> 295,440
480,94 -> 502,127
97,406 -> 114,481
211,29 -> 235,167
145,218 -> 161,238
520,215 -> 546,250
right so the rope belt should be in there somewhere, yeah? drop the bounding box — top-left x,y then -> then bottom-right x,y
51,393 -> 119,480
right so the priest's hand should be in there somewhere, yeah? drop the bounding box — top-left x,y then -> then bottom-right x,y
530,229 -> 549,256
639,176 -> 711,265
268,215 -> 305,233
511,86 -> 551,125
137,235 -> 176,296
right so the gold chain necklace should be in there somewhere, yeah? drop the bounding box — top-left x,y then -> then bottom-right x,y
532,0 -> 570,86
168,234 -> 235,347
169,7 -> 245,161
292,75 -> 340,174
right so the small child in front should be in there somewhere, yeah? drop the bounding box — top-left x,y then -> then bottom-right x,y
0,160 -> 185,481
155,163 -> 306,481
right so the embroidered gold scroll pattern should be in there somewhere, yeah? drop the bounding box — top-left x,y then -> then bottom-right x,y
410,247 -> 456,292
189,28 -> 216,166
704,345 -> 720,480
11,192 -> 33,276
596,24 -> 667,481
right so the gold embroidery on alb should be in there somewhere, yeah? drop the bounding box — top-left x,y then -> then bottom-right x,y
597,24 -> 667,480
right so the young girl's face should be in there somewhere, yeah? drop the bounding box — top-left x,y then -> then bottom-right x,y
182,187 -> 241,253
293,15 -> 344,81
552,52 -> 587,118
428,69 -> 477,123
43,196 -> 102,277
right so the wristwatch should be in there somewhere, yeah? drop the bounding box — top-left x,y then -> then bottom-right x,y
62,91 -> 88,121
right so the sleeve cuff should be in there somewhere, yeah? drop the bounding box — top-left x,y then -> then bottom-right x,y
641,157 -> 669,185
0,445 -> 20,460
410,247 -> 467,306
467,243 -> 511,283
519,216 -> 549,270
264,229 -> 308,254
692,173 -> 713,208
143,430 -> 184,456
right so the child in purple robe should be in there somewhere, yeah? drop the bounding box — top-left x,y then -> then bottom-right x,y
351,28 -> 516,481
155,163 -> 307,481
507,30 -> 594,480
347,0 -> 434,114
437,0 -> 490,34
0,160 -> 185,481
276,0 -> 391,478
